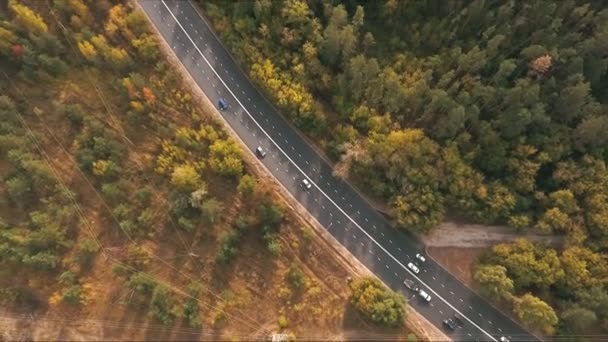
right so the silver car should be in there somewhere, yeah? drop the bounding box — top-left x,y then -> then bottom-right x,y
301,178 -> 312,189
418,289 -> 432,302
407,262 -> 420,274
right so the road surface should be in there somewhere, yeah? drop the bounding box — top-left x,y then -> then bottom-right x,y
138,1 -> 539,341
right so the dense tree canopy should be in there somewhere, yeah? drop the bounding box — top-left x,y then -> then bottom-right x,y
203,0 -> 608,334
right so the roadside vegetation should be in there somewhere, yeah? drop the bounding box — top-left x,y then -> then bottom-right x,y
201,0 -> 608,336
0,0 -> 420,339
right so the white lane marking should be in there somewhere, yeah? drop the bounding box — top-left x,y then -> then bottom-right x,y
439,310 -> 443,315
479,313 -> 483,317
377,257 -> 381,261
450,291 -> 454,295
360,242 -> 364,246
365,218 -> 369,222
397,247 -> 401,251
389,240 -> 392,244
460,298 -> 463,302
352,235 -> 356,239
432,276 -> 436,280
369,250 -> 373,255
321,205 -> 325,210
469,306 -> 473,310
160,3 -> 497,340
498,328 -> 503,333
489,321 -> 493,325
381,232 -> 384,236
441,284 -> 445,288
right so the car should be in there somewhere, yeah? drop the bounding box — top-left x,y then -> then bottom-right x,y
418,289 -> 431,302
407,262 -> 419,274
443,318 -> 458,331
403,279 -> 419,292
255,146 -> 266,158
415,253 -> 426,263
301,178 -> 312,189
500,337 -> 510,342
218,98 -> 229,111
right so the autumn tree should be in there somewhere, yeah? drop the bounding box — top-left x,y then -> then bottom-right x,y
350,277 -> 406,326
474,264 -> 514,302
513,293 -> 558,335
170,164 -> 201,192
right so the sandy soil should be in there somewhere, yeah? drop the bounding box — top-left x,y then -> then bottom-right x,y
422,222 -> 565,248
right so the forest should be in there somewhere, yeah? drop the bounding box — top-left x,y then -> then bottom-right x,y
0,0 -> 419,339
201,0 -> 608,337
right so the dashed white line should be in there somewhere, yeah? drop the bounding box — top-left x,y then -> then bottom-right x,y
385,265 -> 389,269
450,291 -> 454,295
160,4 -> 497,340
389,240 -> 392,244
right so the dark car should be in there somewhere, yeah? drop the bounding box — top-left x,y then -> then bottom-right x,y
443,318 -> 458,331
218,98 -> 229,111
403,279 -> 419,292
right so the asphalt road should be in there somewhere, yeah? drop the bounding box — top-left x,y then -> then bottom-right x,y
139,1 -> 540,341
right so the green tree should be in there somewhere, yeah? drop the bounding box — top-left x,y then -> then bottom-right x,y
150,285 -> 179,325
237,174 -> 257,198
200,198 -> 224,224
560,305 -> 597,334
513,293 -> 558,335
350,277 -> 406,326
490,239 -> 564,290
474,264 -> 514,302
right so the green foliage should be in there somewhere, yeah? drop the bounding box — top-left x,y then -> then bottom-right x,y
349,277 -> 406,326
127,272 -> 157,293
286,263 -> 305,290
473,264 -> 514,302
62,285 -> 83,305
237,174 -> 257,197
199,198 -> 224,224
76,238 -> 100,265
150,285 -> 179,325
488,239 -> 564,291
215,229 -> 241,264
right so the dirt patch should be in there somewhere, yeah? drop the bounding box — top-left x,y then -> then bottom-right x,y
422,222 -> 565,248
426,247 -> 487,288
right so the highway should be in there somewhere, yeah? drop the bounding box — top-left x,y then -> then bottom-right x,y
138,1 -> 539,341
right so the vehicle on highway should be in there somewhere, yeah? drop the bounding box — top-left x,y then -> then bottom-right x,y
500,337 -> 510,342
415,252 -> 426,263
218,98 -> 229,111
418,289 -> 431,302
256,146 -> 266,158
443,317 -> 458,331
403,279 -> 419,292
301,178 -> 312,189
407,262 -> 420,274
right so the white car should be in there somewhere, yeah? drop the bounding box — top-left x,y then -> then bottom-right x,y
415,253 -> 426,263
301,178 -> 312,189
418,289 -> 431,302
407,262 -> 419,274
500,337 -> 510,342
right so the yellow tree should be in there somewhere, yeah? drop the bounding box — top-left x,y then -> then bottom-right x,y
77,40 -> 98,61
9,0 -> 48,35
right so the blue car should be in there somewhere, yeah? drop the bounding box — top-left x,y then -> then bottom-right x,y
218,98 -> 228,111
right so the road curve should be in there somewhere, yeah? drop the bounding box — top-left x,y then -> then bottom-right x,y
138,1 -> 540,341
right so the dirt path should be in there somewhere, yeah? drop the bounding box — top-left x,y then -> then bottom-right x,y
421,222 -> 565,248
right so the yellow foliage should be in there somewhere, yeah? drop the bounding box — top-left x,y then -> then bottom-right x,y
0,27 -> 18,52
49,291 -> 62,306
92,160 -> 110,177
77,40 -> 97,61
9,0 -> 48,34
130,100 -> 145,113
